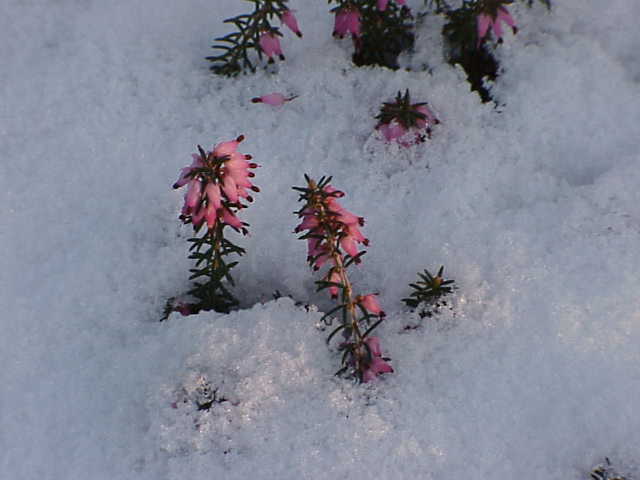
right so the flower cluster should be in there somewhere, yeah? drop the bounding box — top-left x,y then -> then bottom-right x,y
175,136 -> 259,231
207,0 -> 302,76
294,175 -> 392,382
376,90 -> 439,146
328,0 -> 414,70
172,136 -> 259,314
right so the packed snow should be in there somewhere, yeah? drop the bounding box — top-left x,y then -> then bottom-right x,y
2,0 -> 640,478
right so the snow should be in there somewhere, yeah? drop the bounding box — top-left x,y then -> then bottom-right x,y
2,0 -> 640,478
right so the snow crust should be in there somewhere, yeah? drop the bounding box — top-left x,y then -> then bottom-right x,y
2,0 -> 640,478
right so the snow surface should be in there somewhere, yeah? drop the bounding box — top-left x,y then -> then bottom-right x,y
2,0 -> 640,478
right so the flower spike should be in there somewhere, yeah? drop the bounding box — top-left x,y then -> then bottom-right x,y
294,176 -> 391,382
171,135 -> 259,315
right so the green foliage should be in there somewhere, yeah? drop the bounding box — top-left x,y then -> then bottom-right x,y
375,89 -> 428,129
403,266 -> 455,309
207,0 -> 291,76
186,223 -> 244,313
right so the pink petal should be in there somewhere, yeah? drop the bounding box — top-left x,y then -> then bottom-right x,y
360,294 -> 384,316
347,10 -> 361,37
365,336 -> 382,357
477,14 -> 491,43
377,0 -> 389,11
498,6 -> 516,29
340,235 -> 359,257
205,203 -> 217,229
205,183 -> 222,210
371,357 -> 393,374
333,10 -> 349,37
221,208 -> 243,230
222,175 -> 238,203
281,10 -> 302,37
493,14 -> 503,39
213,137 -> 242,157
259,93 -> 286,106
185,178 -> 202,210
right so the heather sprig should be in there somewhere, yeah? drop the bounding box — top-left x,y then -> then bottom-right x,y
207,0 -> 301,76
376,89 -> 439,145
328,0 -> 414,70
432,0 -> 549,101
172,136 -> 259,314
293,175 -> 392,382
403,266 -> 455,309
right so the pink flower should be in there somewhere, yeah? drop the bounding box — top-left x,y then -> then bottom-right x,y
174,302 -> 194,316
251,93 -> 298,106
358,294 -> 385,316
379,120 -> 407,142
213,135 -> 243,158
205,203 -> 217,229
221,208 -> 244,232
361,336 -> 393,382
259,32 -> 284,61
415,105 -> 439,130
191,204 -> 206,228
333,7 -> 361,38
185,178 -> 203,211
173,153 -> 203,189
477,6 -> 517,46
205,183 -> 222,211
281,10 -> 302,37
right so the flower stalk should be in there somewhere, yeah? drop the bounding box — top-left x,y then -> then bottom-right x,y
172,136 -> 259,314
207,0 -> 302,76
294,175 -> 392,382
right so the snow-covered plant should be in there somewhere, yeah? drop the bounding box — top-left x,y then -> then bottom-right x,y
207,0 -> 302,76
403,266 -> 455,310
328,0 -> 414,69
172,136 -> 259,314
376,89 -> 439,145
294,175 -> 393,382
424,0 -> 549,101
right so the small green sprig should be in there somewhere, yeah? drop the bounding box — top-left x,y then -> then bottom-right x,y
403,266 -> 455,309
376,89 -> 429,130
207,0 -> 296,76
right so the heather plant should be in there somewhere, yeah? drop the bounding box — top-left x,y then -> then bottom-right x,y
328,0 -> 415,69
207,0 -> 302,76
294,175 -> 392,382
376,89 -> 439,146
426,0 -> 551,102
170,136 -> 259,315
403,266 -> 455,318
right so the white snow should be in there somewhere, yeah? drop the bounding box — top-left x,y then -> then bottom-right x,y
2,0 -> 640,478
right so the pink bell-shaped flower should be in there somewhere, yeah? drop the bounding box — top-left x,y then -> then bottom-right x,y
259,32 -> 285,61
477,6 -> 517,46
281,10 -> 302,37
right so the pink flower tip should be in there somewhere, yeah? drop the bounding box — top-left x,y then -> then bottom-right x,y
259,32 -> 285,61
358,294 -> 385,316
281,10 -> 302,37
